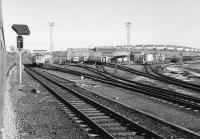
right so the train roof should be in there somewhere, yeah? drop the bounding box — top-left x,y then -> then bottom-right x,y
67,48 -> 89,51
92,46 -> 116,52
110,55 -> 128,60
53,51 -> 67,57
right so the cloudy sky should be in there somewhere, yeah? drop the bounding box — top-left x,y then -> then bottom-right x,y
2,0 -> 200,51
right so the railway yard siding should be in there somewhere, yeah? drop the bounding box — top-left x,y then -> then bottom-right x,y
4,60 -> 200,138
3,67 -> 89,138
44,67 -> 200,134
4,52 -> 200,138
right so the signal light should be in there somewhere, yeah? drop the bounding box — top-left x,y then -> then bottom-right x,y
17,36 -> 23,49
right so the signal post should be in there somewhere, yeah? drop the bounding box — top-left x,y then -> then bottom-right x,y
12,24 -> 30,84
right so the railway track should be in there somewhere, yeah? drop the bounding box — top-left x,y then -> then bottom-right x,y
105,63 -> 200,93
143,64 -> 160,76
25,67 -> 164,139
61,64 -> 200,112
24,66 -> 200,138
146,64 -> 193,81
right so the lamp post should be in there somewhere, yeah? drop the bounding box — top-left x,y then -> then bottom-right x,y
49,21 -> 54,52
126,22 -> 131,47
126,22 -> 131,63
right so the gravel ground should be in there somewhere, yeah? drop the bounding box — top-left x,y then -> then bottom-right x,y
3,68 -> 89,139
125,64 -> 145,71
173,64 -> 200,83
45,69 -> 200,134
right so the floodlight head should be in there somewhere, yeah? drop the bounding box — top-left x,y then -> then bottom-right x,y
12,24 -> 30,35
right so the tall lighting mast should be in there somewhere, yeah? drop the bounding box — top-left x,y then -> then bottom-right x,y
49,21 -> 54,52
126,22 -> 131,47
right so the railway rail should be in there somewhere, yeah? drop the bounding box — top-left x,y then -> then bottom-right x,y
24,65 -> 200,138
25,66 -> 164,139
143,64 -> 160,76
59,64 -> 200,112
105,63 -> 200,93
146,64 -> 194,82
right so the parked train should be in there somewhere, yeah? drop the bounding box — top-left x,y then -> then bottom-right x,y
69,55 -> 110,64
84,56 -> 110,64
32,54 -> 53,66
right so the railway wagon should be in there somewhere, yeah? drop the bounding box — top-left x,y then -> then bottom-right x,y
143,53 -> 154,64
32,54 -> 46,66
113,50 -> 129,57
52,57 -> 60,64
71,56 -> 80,63
156,45 -> 166,51
84,56 -> 110,64
84,50 -> 111,64
86,56 -> 102,64
130,54 -> 144,64
66,48 -> 90,62
44,54 -> 53,63
53,51 -> 66,57
52,56 -> 66,65
165,45 -> 175,51
164,57 -> 182,63
59,56 -> 66,65
182,56 -> 192,61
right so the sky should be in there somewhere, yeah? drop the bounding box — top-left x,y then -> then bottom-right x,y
2,0 -> 200,51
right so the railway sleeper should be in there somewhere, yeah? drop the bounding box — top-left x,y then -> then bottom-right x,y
69,100 -> 85,103
73,104 -> 93,107
72,104 -> 91,107
78,108 -> 97,111
87,134 -> 101,139
75,106 -> 95,109
75,120 -> 84,124
66,98 -> 80,101
70,102 -> 90,105
94,119 -> 116,124
81,110 -> 100,114
90,117 -> 112,122
105,127 -> 129,133
89,116 -> 110,120
88,115 -> 111,119
111,132 -> 139,139
84,113 -> 105,117
99,123 -> 122,128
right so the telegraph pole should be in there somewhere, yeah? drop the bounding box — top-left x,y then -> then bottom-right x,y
126,22 -> 131,47
49,21 -> 54,52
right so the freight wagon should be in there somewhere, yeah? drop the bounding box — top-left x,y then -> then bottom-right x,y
66,48 -> 90,62
130,54 -> 144,64
182,56 -> 192,61
143,53 -> 154,64
72,56 -> 80,63
85,56 -> 110,64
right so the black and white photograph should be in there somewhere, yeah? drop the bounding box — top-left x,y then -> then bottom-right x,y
0,0 -> 200,138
